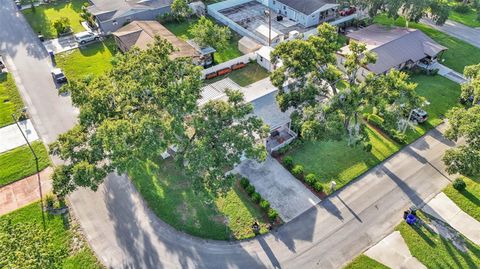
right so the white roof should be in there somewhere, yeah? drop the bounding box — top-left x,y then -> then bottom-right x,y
255,25 -> 281,40
256,46 -> 274,61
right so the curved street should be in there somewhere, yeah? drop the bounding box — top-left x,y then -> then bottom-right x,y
0,1 -> 458,268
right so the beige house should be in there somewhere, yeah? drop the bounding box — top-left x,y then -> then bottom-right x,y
338,24 -> 448,80
112,21 -> 215,66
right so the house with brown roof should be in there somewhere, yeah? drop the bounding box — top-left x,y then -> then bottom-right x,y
112,21 -> 215,66
338,24 -> 448,79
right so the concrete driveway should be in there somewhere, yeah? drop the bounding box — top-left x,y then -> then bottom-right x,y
43,35 -> 79,54
234,156 -> 320,222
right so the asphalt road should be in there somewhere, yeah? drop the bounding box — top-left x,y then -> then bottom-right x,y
0,1 -> 459,268
421,18 -> 480,49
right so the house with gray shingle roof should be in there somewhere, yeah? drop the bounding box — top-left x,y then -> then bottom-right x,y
338,24 -> 447,79
87,0 -> 173,34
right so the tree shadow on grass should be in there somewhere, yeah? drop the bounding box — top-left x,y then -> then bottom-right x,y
23,7 -> 54,38
459,189 -> 480,206
412,224 -> 437,247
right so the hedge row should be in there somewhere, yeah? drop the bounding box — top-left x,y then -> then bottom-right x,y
282,156 -> 324,193
239,177 -> 279,223
364,113 -> 407,145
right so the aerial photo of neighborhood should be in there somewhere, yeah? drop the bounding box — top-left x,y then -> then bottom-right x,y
0,0 -> 479,268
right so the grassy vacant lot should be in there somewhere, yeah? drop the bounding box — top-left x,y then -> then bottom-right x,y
206,63 -> 270,86
397,212 -> 480,268
56,38 -> 117,81
444,176 -> 480,222
0,202 -> 101,268
0,73 -> 23,128
374,15 -> 480,73
129,158 -> 270,240
288,126 -> 400,192
343,255 -> 388,269
0,141 -> 50,186
163,18 -> 243,64
403,74 -> 461,143
22,0 -> 88,38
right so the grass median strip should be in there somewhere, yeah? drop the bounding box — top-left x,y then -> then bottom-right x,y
0,141 -> 50,186
0,73 -> 24,128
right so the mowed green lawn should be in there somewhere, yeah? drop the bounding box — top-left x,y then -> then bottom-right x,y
374,15 -> 480,73
397,211 -> 480,268
403,74 -> 461,143
0,141 -> 50,186
163,18 -> 243,64
129,158 -> 270,240
22,0 -> 88,38
206,63 -> 270,86
0,202 -> 101,268
56,38 -> 117,80
288,126 -> 400,193
343,255 -> 388,269
444,176 -> 480,222
0,73 -> 24,128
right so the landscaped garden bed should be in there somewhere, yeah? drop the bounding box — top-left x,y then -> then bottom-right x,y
129,158 -> 276,240
0,141 -> 50,186
0,73 -> 24,128
163,18 -> 243,64
55,38 -> 117,80
22,0 -> 88,38
374,15 -> 480,73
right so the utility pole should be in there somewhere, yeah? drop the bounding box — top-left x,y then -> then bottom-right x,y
12,109 -> 46,229
264,8 -> 272,46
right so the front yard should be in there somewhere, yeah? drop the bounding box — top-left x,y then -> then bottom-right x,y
205,63 -> 270,86
287,126 -> 400,193
129,158 -> 271,240
0,202 -> 102,268
0,73 -> 23,128
374,15 -> 480,73
403,74 -> 461,143
0,141 -> 50,186
56,38 -> 117,81
163,18 -> 243,64
22,0 -> 88,38
443,176 -> 480,222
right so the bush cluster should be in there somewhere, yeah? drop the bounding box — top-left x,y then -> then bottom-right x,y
239,177 -> 278,223
284,160 -> 325,194
453,178 -> 467,191
365,113 -> 407,145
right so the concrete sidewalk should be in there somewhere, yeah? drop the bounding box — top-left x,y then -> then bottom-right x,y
0,119 -> 39,153
423,192 -> 480,246
365,231 -> 426,269
0,167 -> 52,216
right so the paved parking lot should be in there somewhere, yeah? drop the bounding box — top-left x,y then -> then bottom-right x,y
234,156 -> 320,222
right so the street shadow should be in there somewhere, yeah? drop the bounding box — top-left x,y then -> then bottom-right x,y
382,167 -> 424,206
258,236 -> 281,269
337,195 -> 362,223
429,127 -> 456,147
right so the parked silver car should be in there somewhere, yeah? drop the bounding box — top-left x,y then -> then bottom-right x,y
75,31 -> 100,44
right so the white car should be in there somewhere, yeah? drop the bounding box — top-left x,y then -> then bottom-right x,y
75,31 -> 100,44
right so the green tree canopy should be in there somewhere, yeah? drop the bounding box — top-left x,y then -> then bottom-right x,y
50,38 -> 267,196
188,16 -> 231,50
443,106 -> 480,176
171,0 -> 192,21
462,63 -> 480,106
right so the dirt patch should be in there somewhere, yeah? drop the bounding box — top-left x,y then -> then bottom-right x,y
423,214 -> 468,252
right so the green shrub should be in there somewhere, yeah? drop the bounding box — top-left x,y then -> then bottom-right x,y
283,156 -> 294,170
453,178 -> 467,191
251,192 -> 261,203
390,130 -> 407,145
363,142 -> 372,152
245,185 -> 255,196
305,173 -> 316,185
259,199 -> 270,210
240,177 -> 250,189
313,181 -> 324,192
268,208 -> 278,222
367,114 -> 384,128
45,194 -> 55,208
291,165 -> 304,178
454,4 -> 471,14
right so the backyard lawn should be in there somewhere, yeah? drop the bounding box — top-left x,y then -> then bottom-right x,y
343,255 -> 388,269
56,38 -> 117,80
22,0 -> 88,38
206,63 -> 270,86
374,15 -> 480,73
0,141 -> 50,186
397,211 -> 480,269
129,158 -> 270,240
288,126 -> 400,193
443,176 -> 480,222
403,74 -> 461,143
163,18 -> 243,64
0,202 -> 101,269
0,73 -> 24,128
